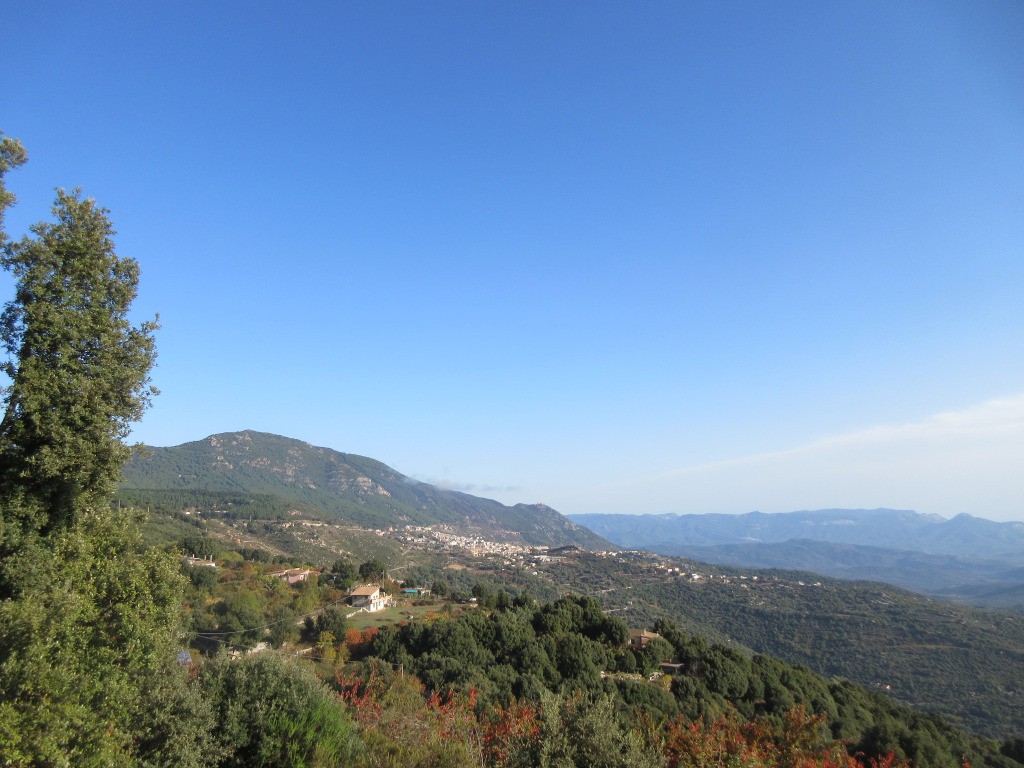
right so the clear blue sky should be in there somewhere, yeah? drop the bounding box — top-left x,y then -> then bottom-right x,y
5,1 -> 1023,520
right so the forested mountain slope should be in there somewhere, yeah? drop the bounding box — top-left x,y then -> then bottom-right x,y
141,480 -> 1024,741
355,592 -> 1024,768
650,539 -> 1024,607
123,430 -> 607,548
164,490 -> 1024,743
539,549 -> 1024,739
569,509 -> 1024,606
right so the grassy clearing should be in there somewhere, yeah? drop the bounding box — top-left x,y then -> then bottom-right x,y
345,600 -> 470,631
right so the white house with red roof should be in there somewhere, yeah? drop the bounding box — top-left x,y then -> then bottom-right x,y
349,585 -> 388,612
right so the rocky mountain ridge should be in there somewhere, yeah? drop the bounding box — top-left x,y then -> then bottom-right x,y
123,430 -> 608,549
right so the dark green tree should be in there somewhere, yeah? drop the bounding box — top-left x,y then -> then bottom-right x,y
328,557 -> 358,588
216,589 -> 265,651
472,580 -> 494,607
202,653 -> 359,768
267,605 -> 300,648
0,133 -> 28,251
185,562 -> 220,592
635,636 -> 674,677
0,135 -> 198,765
1002,739 -> 1024,764
552,632 -> 602,688
652,616 -> 691,655
0,187 -> 158,547
358,557 -> 387,582
179,532 -> 222,560
314,605 -> 348,641
494,588 -> 512,611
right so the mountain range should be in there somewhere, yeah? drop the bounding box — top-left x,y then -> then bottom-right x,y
122,430 -> 607,549
568,509 -> 1024,605
125,435 -> 1024,605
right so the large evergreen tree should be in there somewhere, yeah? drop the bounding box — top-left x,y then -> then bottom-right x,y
0,181 -> 158,548
0,133 -> 359,766
0,134 -> 206,765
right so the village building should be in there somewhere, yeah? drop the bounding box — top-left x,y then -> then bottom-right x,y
349,585 -> 389,612
182,555 -> 217,568
401,586 -> 431,597
629,628 -> 660,650
269,568 -> 315,585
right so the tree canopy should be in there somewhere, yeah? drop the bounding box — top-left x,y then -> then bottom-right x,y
0,133 -> 185,765
359,558 -> 387,582
0,182 -> 158,550
0,133 -> 28,251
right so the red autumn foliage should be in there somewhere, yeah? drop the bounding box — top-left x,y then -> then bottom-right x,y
335,670 -> 385,723
663,707 -> 912,768
343,628 -> 362,648
480,699 -> 540,767
336,671 -> 916,768
342,626 -> 379,660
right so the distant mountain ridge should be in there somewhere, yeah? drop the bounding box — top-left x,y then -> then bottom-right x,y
568,508 -> 1024,560
567,508 -> 1024,605
123,430 -> 608,549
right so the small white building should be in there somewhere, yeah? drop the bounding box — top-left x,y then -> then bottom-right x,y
349,585 -> 388,612
183,555 -> 217,569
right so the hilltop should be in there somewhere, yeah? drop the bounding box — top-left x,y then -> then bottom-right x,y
122,430 -> 608,550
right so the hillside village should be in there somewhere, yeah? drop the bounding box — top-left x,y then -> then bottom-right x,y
207,509 -> 828,594
162,503 -> 1024,742
381,523 -> 833,593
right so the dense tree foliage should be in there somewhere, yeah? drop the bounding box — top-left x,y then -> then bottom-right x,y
336,653 -> 956,768
0,507 -> 205,765
115,487 -> 313,522
201,654 -> 358,768
0,133 -> 182,765
0,135 -> 359,766
329,557 -> 359,588
354,591 -> 1021,768
359,558 -> 388,582
0,189 -> 158,550
537,548 -> 1024,739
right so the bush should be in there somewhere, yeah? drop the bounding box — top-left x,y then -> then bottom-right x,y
201,654 -> 359,768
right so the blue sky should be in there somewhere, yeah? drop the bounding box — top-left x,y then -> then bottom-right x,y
5,1 -> 1023,520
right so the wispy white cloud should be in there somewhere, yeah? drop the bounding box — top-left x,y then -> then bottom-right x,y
611,393 -> 1024,521
409,475 -> 522,495
659,392 -> 1024,479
